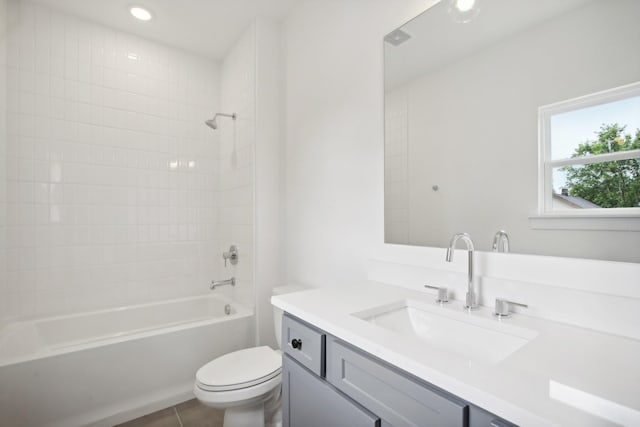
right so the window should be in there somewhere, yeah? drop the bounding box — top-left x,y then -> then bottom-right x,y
538,82 -> 640,219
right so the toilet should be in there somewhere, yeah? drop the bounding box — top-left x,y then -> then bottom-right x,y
193,285 -> 302,427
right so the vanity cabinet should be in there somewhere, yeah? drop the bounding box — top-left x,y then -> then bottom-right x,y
283,354 -> 381,427
326,337 -> 467,426
282,314 -> 380,426
282,313 -> 516,427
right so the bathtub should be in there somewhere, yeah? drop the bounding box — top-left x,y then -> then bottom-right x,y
0,294 -> 254,427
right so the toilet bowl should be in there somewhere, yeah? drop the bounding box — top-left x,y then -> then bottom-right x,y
193,285 -> 304,427
194,346 -> 282,427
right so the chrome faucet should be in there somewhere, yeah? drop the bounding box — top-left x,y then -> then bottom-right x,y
445,233 -> 478,310
494,298 -> 528,319
211,277 -> 235,290
222,245 -> 239,267
492,230 -> 510,253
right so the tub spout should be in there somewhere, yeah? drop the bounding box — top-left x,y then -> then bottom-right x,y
210,277 -> 236,290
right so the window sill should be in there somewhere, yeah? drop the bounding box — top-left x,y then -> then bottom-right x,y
529,213 -> 640,231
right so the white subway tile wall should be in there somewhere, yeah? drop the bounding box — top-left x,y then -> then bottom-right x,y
2,1 -> 226,321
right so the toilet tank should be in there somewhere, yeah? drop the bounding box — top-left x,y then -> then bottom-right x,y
272,285 -> 306,349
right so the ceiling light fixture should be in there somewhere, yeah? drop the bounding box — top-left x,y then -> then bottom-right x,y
448,0 -> 480,24
130,6 -> 153,22
454,0 -> 476,13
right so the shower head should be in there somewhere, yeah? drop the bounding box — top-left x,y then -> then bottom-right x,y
205,118 -> 217,129
204,113 -> 236,130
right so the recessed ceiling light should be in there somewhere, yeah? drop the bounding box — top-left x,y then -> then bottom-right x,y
454,0 -> 476,13
130,6 -> 153,21
448,0 -> 480,23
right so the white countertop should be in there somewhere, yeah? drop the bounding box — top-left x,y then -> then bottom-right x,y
271,281 -> 640,427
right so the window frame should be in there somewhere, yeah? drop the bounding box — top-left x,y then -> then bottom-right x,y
537,81 -> 640,219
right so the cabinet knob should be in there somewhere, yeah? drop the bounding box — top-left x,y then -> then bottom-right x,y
291,338 -> 302,350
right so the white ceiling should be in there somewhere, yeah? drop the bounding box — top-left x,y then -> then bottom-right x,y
31,0 -> 299,60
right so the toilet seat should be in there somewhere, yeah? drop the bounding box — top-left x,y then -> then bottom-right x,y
196,346 -> 281,392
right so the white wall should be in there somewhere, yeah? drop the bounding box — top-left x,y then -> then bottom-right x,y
254,18 -> 285,348
283,0 -> 432,288
282,0 -> 640,337
3,0 -> 221,322
0,0 -> 7,326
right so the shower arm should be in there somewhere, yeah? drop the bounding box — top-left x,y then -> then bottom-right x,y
216,113 -> 236,120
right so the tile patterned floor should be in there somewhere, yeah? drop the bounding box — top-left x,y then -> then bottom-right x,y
115,399 -> 224,427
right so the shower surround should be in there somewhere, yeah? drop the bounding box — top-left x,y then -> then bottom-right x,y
0,0 -> 255,323
0,0 -> 265,424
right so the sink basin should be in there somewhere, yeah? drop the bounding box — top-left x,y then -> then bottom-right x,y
352,299 -> 537,364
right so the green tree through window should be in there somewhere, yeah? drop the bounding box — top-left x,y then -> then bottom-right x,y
563,124 -> 640,208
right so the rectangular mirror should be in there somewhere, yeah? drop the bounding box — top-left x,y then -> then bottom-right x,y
384,0 -> 640,263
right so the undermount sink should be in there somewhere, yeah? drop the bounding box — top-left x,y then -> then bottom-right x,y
352,299 -> 538,364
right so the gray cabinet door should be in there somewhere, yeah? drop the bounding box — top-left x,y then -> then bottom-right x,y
283,354 -> 381,427
326,337 -> 468,427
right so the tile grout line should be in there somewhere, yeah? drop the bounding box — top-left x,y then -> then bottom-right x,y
174,406 -> 184,427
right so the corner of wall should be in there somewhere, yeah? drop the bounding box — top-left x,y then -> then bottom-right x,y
254,17 -> 284,348
219,21 -> 258,342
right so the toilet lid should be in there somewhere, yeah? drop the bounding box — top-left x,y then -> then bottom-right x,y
196,346 -> 282,392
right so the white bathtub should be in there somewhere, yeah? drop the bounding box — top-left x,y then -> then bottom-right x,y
0,294 -> 254,427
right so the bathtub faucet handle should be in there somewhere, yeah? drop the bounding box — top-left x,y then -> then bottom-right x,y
223,245 -> 239,267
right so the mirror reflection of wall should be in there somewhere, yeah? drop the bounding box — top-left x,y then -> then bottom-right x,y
384,0 -> 640,263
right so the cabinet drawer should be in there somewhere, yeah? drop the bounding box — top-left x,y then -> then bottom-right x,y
283,314 -> 326,376
326,337 -> 468,427
283,354 -> 380,427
